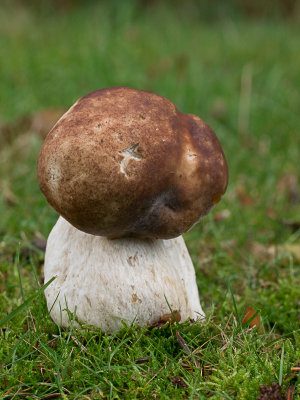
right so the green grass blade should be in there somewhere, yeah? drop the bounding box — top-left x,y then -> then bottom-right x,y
0,276 -> 55,327
228,282 -> 240,323
279,342 -> 285,386
15,245 -> 25,303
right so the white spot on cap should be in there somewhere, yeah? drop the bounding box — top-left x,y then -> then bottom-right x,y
186,154 -> 197,160
119,144 -> 143,178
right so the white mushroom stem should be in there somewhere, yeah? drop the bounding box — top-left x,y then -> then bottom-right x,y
44,217 -> 204,332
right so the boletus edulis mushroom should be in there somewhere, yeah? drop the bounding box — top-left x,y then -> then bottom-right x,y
38,87 -> 228,332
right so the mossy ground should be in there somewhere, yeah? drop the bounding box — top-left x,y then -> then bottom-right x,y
0,1 -> 299,398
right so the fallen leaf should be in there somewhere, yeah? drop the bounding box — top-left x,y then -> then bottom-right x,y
159,311 -> 181,323
149,311 -> 181,329
241,306 -> 262,332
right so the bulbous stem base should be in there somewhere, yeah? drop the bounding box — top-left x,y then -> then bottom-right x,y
44,217 -> 204,332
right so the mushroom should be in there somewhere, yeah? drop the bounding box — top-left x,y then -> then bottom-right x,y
38,87 -> 228,332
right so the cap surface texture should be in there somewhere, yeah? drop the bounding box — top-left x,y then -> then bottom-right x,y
38,87 -> 228,239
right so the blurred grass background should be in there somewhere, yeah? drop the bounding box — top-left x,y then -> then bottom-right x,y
0,1 -> 299,399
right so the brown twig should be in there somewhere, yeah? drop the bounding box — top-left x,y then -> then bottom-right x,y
71,335 -> 87,352
135,357 -> 152,364
176,330 -> 200,367
285,385 -> 294,400
290,367 -> 300,372
41,393 -> 61,399
21,338 -> 54,365
145,366 -> 164,386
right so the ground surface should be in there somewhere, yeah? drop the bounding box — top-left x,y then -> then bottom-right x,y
0,2 -> 299,399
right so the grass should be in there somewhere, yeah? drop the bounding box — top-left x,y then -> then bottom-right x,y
0,1 -> 300,398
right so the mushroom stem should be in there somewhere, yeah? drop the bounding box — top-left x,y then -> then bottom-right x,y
44,217 -> 204,332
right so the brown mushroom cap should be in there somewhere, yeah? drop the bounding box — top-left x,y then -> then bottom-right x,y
38,87 -> 228,239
